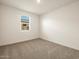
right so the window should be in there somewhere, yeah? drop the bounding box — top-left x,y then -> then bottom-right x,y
21,16 -> 29,30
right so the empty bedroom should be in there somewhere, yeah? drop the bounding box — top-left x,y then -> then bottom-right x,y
0,0 -> 79,59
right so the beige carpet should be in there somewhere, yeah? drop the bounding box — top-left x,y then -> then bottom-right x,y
0,38 -> 79,59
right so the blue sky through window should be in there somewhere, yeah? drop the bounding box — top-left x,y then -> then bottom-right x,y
21,16 -> 29,22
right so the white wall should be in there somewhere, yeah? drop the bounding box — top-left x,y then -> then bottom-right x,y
0,4 -> 40,46
40,1 -> 79,50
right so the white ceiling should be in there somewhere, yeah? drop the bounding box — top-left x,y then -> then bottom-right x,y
0,0 -> 78,15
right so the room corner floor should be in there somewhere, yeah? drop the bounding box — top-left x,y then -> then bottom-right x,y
0,38 -> 79,59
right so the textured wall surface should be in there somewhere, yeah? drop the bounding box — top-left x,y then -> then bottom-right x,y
40,1 -> 79,50
0,4 -> 40,46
